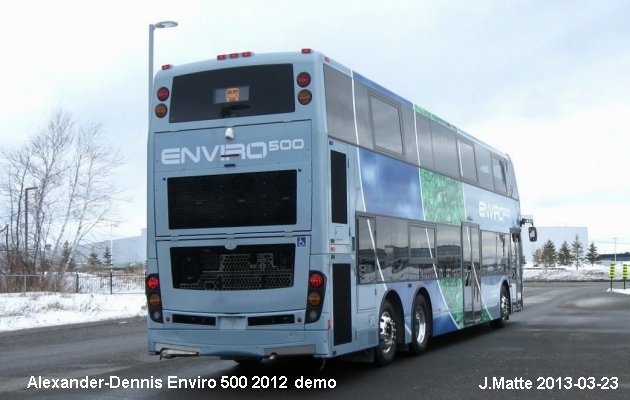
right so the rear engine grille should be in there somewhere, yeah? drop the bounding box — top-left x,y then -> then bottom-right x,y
171,244 -> 295,291
167,170 -> 297,229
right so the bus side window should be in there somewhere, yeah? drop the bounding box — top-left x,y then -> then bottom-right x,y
416,112 -> 434,169
492,157 -> 507,194
475,145 -> 494,191
370,94 -> 403,155
324,65 -> 356,144
357,216 -> 376,283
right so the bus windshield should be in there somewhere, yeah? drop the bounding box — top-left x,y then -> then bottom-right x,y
169,64 -> 295,122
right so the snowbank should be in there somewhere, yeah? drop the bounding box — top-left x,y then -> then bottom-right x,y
523,263 -> 626,282
0,292 -> 145,332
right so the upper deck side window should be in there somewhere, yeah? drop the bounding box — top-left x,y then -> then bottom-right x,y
475,144 -> 494,191
370,94 -> 403,155
492,156 -> 508,195
457,139 -> 477,184
430,121 -> 459,178
415,112 -> 434,170
324,64 -> 356,144
325,66 -> 405,157
506,160 -> 519,199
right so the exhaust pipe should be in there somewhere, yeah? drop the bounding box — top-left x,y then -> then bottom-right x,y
159,348 -> 199,360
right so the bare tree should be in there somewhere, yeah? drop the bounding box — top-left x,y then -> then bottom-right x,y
1,147 -> 35,273
0,110 -> 123,276
27,110 -> 73,273
53,123 -> 122,275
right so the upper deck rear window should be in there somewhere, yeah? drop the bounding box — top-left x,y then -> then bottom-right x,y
169,64 -> 295,122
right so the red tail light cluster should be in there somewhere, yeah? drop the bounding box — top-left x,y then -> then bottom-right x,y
146,274 -> 163,323
297,70 -> 312,106
155,86 -> 170,119
305,271 -> 326,323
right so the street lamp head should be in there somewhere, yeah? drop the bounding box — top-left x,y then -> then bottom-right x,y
154,20 -> 178,29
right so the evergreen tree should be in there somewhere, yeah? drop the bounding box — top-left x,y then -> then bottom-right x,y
586,242 -> 599,266
570,235 -> 585,270
541,240 -> 557,268
557,241 -> 571,266
87,250 -> 102,269
103,246 -> 112,268
532,248 -> 542,266
60,241 -> 77,272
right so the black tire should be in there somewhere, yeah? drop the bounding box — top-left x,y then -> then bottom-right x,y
374,299 -> 397,366
409,294 -> 431,355
490,285 -> 509,329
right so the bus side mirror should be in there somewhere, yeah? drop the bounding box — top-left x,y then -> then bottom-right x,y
528,227 -> 538,242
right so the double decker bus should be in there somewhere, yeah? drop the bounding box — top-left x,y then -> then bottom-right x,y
145,49 -> 537,366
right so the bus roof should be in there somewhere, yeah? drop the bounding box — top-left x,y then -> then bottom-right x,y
156,48 -> 511,161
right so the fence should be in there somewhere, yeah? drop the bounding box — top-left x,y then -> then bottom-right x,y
0,272 -> 145,294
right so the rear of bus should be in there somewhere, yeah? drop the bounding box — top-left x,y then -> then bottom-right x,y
146,50 -> 330,360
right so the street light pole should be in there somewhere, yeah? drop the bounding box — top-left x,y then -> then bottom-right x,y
109,223 -> 118,270
148,21 -> 178,124
613,237 -> 618,264
24,186 -> 38,273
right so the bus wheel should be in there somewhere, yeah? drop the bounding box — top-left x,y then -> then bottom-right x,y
374,299 -> 397,366
410,295 -> 431,355
490,286 -> 509,329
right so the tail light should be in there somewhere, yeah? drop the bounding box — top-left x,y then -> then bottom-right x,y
157,87 -> 170,101
154,104 -> 168,118
146,274 -> 163,323
296,70 -> 312,106
309,272 -> 324,288
298,90 -> 312,105
305,271 -> 326,323
155,86 -> 170,119
297,72 -> 311,88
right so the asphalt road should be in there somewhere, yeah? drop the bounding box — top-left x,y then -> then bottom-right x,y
1,282 -> 628,400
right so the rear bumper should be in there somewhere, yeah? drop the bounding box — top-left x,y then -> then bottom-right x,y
148,328 -> 329,359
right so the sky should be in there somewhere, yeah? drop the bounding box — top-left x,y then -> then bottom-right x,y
1,0 -> 629,252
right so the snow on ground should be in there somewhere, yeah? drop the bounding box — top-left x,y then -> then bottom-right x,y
0,292 -> 145,332
523,263 -> 614,281
0,264 -> 628,333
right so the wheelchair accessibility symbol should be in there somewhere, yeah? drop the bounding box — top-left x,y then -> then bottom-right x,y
297,236 -> 307,247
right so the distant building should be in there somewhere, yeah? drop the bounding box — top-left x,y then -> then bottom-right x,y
77,229 -> 146,268
598,252 -> 630,263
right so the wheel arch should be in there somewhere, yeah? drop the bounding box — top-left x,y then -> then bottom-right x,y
414,286 -> 433,321
501,279 -> 512,314
381,289 -> 405,345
